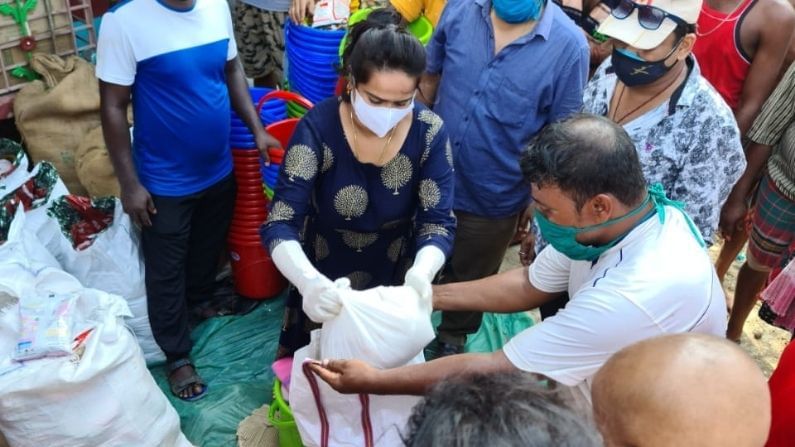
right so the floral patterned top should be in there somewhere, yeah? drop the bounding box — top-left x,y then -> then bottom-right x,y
582,56 -> 746,245
261,97 -> 456,290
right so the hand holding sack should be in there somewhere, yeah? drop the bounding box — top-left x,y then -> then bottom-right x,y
291,284 -> 435,446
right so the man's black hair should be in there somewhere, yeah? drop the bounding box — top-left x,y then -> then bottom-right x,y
675,22 -> 697,39
403,372 -> 601,447
340,8 -> 425,101
520,113 -> 647,210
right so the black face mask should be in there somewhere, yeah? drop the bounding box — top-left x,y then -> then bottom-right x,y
611,40 -> 681,87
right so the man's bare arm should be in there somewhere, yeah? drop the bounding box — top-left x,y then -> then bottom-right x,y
100,81 -> 157,227
225,58 -> 281,162
418,72 -> 440,106
734,2 -> 795,135
310,350 -> 517,395
434,267 -> 563,314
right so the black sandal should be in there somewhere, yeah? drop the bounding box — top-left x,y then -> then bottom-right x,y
167,358 -> 208,402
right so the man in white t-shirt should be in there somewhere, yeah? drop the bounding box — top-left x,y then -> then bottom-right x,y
309,113 -> 727,402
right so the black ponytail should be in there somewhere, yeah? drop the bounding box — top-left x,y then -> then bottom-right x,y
340,8 -> 426,102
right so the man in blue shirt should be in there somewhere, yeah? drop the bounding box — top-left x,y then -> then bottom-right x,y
419,0 -> 589,355
97,0 -> 279,401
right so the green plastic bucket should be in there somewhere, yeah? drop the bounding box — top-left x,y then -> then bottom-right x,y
287,101 -> 308,119
268,379 -> 303,447
407,15 -> 433,45
338,8 -> 434,57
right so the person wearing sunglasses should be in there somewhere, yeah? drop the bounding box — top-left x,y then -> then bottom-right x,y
533,0 -> 745,321
552,0 -> 616,76
582,0 -> 745,248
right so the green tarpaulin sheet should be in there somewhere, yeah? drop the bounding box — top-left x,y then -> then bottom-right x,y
149,293 -> 534,446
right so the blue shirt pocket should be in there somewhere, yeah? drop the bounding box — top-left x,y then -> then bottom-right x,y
484,72 -> 537,130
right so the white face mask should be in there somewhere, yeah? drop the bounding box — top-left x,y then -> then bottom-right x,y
351,89 -> 415,138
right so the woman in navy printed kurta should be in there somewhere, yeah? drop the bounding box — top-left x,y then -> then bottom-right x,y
261,94 -> 455,355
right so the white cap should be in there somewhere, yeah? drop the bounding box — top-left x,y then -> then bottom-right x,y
597,0 -> 701,50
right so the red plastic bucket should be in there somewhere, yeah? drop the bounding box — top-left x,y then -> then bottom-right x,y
229,221 -> 261,234
256,91 -> 312,151
234,207 -> 267,215
234,160 -> 262,172
232,153 -> 262,160
233,162 -> 263,170
229,231 -> 262,241
228,240 -> 287,299
229,228 -> 263,237
235,174 -> 265,182
229,220 -> 263,230
234,198 -> 267,206
233,159 -> 262,166
232,217 -> 267,227
236,186 -> 263,195
237,191 -> 267,200
232,156 -> 260,165
232,212 -> 267,221
236,185 -> 266,193
235,202 -> 268,211
234,207 -> 268,216
235,171 -> 265,180
232,151 -> 262,160
233,169 -> 262,177
233,164 -> 262,172
235,180 -> 265,188
234,202 -> 267,210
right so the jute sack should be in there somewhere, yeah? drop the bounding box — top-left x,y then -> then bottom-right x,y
76,126 -> 120,197
14,54 -> 101,195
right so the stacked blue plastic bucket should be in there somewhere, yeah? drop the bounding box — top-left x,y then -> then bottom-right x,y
230,87 -> 288,149
284,21 -> 346,104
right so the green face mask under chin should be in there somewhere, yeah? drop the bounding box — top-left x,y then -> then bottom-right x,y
535,184 -> 705,262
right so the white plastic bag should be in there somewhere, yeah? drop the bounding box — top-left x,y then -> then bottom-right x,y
320,286 -> 434,368
0,207 -> 60,273
291,285 -> 434,446
38,197 -> 144,298
37,197 -> 166,364
0,266 -> 192,447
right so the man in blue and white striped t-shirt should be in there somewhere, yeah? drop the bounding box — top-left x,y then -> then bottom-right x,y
97,0 -> 280,401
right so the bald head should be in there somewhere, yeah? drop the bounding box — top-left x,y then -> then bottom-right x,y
592,334 -> 771,447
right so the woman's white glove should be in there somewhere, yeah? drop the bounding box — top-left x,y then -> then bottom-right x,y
403,245 -> 446,303
271,240 -> 350,322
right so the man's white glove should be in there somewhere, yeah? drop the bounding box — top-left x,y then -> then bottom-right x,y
271,240 -> 349,322
403,245 -> 446,303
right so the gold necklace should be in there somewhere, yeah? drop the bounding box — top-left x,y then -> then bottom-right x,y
349,105 -> 396,165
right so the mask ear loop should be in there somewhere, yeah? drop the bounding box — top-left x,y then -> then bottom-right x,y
624,34 -> 684,64
657,34 -> 686,65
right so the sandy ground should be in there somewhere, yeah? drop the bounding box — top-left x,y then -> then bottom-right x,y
499,243 -> 789,377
